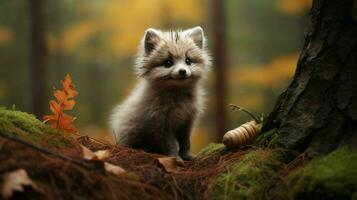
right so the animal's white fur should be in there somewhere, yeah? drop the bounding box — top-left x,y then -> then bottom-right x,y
110,26 -> 211,159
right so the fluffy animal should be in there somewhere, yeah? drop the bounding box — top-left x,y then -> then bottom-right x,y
110,26 -> 211,160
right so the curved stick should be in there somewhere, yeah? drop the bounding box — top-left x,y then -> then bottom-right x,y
228,104 -> 261,123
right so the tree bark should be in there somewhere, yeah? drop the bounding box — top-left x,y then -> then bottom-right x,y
212,0 -> 228,139
263,0 -> 357,157
30,0 -> 46,118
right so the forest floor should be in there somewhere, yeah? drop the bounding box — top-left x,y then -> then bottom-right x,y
0,108 -> 356,200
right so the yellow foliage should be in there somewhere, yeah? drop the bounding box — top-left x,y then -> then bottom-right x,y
48,21 -> 100,53
62,21 -> 99,52
276,0 -> 312,15
0,26 -> 13,45
99,0 -> 204,55
229,92 -> 265,111
99,0 -> 162,55
161,0 -> 203,23
47,34 -> 59,52
229,54 -> 298,87
191,126 -> 214,154
48,0 -> 204,55
226,54 -> 298,113
60,20 -> 101,53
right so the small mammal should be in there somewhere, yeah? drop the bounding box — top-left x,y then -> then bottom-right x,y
110,26 -> 211,160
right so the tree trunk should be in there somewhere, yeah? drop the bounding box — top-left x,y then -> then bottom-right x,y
212,0 -> 228,139
263,0 -> 357,157
30,0 -> 46,118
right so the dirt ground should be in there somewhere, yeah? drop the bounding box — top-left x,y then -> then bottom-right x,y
0,132 -> 252,200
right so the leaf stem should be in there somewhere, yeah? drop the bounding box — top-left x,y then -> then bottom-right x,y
228,104 -> 261,123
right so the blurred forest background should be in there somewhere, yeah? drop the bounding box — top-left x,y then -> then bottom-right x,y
0,0 -> 311,153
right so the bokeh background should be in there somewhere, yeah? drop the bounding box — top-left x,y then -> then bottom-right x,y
0,0 -> 311,153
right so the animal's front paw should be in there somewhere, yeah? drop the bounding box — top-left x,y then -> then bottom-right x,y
180,153 -> 194,161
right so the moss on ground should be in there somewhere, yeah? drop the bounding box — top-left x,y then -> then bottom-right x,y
276,147 -> 357,200
198,143 -> 225,156
211,149 -> 286,200
0,107 -> 74,147
255,128 -> 283,148
2,107 -> 356,199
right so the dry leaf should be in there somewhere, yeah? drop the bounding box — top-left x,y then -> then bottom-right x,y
1,169 -> 38,199
43,74 -> 78,133
81,145 -> 96,160
53,90 -> 75,110
104,162 -> 126,176
156,157 -> 183,173
80,145 -> 110,161
94,150 -> 111,161
61,74 -> 78,98
80,145 -> 125,176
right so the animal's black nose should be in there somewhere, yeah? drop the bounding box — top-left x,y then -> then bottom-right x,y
179,69 -> 187,76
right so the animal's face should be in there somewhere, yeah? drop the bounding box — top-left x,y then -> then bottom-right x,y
135,27 -> 211,86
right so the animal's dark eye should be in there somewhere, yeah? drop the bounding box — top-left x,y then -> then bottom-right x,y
164,59 -> 174,68
185,57 -> 192,65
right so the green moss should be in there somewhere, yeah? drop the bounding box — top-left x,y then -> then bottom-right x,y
256,128 -> 277,145
0,107 -> 73,147
198,143 -> 225,156
124,171 -> 141,181
211,149 -> 285,200
267,133 -> 282,148
280,147 -> 357,200
255,128 -> 284,148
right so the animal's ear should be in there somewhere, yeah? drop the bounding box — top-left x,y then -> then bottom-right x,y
143,28 -> 160,54
185,26 -> 205,49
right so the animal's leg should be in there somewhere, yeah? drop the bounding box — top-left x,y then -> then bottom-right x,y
177,120 -> 194,161
159,134 -> 179,157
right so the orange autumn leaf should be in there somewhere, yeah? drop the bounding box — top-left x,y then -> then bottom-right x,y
43,101 -> 62,126
43,74 -> 78,133
61,74 -> 78,98
53,90 -> 75,110
49,100 -> 61,114
59,113 -> 77,133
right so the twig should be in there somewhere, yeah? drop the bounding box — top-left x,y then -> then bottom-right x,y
72,132 -> 112,146
0,131 -> 100,170
170,176 -> 192,200
228,104 -> 261,123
